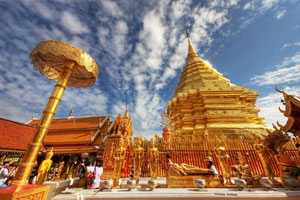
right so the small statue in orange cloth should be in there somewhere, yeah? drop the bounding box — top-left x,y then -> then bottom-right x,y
35,148 -> 53,185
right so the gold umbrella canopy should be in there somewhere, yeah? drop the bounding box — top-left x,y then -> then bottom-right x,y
30,40 -> 99,88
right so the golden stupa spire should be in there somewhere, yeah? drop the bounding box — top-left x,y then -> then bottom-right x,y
124,105 -> 129,117
186,28 -> 198,60
69,107 -> 74,116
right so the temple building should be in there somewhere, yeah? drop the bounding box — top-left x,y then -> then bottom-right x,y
276,88 -> 300,137
0,118 -> 36,163
27,107 -> 133,175
28,114 -> 112,155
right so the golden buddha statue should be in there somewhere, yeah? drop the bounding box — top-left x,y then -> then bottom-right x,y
61,163 -> 69,180
112,137 -> 126,188
53,161 -> 64,181
171,163 -> 211,176
35,148 -> 53,185
216,147 -> 231,184
67,163 -> 74,179
148,138 -> 159,179
133,138 -> 144,187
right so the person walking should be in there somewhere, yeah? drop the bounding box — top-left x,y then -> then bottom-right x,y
87,159 -> 103,189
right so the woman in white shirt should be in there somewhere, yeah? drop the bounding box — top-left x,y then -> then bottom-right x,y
205,157 -> 224,186
87,159 -> 103,189
205,157 -> 218,175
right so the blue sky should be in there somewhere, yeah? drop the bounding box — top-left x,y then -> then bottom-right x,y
0,0 -> 299,139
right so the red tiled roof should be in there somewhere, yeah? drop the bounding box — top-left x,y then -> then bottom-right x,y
0,118 -> 35,151
27,116 -> 110,146
28,116 -> 106,130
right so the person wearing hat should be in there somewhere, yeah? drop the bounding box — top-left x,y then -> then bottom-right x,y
205,157 -> 224,186
204,157 -> 218,175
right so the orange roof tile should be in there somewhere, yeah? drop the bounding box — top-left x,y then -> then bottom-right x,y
28,116 -> 107,130
44,130 -> 96,144
0,118 -> 35,151
27,116 -> 111,147
52,146 -> 98,154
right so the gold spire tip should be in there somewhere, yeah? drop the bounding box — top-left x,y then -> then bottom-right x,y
186,28 -> 190,38
69,107 -> 74,116
125,105 -> 129,117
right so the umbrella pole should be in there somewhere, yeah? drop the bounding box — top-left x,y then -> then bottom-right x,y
13,61 -> 75,186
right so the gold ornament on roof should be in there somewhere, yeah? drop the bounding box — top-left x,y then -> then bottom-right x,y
160,110 -> 171,129
69,107 -> 74,116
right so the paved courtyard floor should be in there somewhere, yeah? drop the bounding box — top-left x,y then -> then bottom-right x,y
52,187 -> 300,200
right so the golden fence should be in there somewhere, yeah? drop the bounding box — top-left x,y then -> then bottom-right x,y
139,138 -> 300,177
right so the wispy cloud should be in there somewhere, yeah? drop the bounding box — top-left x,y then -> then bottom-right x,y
251,51 -> 300,86
61,11 -> 90,34
282,40 -> 300,49
276,9 -> 287,19
251,65 -> 300,86
0,0 -> 298,139
261,0 -> 280,10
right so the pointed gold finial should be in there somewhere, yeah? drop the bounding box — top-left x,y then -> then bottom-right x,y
185,29 -> 198,60
186,28 -> 190,38
69,107 -> 74,116
125,105 -> 129,117
117,112 -> 122,119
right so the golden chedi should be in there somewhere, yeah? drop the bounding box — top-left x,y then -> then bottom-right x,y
168,29 -> 268,143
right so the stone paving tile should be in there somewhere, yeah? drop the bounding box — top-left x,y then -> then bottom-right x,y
52,188 -> 300,200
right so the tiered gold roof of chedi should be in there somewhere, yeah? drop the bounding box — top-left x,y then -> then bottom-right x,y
168,31 -> 267,138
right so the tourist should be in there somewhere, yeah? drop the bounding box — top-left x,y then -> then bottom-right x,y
29,162 -> 38,184
87,159 -> 103,189
205,157 -> 224,186
0,177 -> 12,188
9,163 -> 18,178
204,157 -> 218,175
166,153 -> 173,166
0,164 -> 15,187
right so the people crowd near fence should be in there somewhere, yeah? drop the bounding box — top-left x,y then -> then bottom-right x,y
0,162 -> 18,188
0,156 -> 104,189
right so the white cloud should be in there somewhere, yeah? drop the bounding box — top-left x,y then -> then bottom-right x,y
61,87 -> 108,116
113,20 -> 129,57
22,0 -> 57,21
276,9 -> 287,19
101,0 -> 124,18
252,65 -> 300,86
111,101 -> 126,118
3,0 -> 294,140
282,40 -> 300,49
251,51 -> 300,86
0,97 -> 33,123
243,2 -> 252,10
261,0 -> 280,10
61,11 -> 90,34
